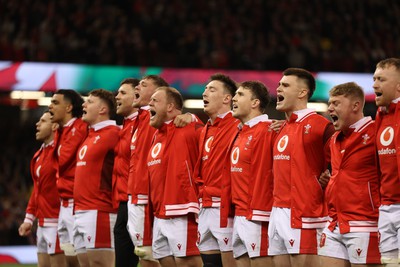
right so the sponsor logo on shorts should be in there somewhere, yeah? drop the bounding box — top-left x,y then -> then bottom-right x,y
251,243 -> 256,251
177,243 -> 182,250
289,239 -> 295,247
48,243 -> 52,248
223,237 -> 229,245
356,248 -> 362,257
87,236 -> 92,242
135,233 -> 141,240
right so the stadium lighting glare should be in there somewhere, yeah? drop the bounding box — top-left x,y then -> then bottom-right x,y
37,97 -> 52,106
184,99 -> 204,109
11,91 -> 45,100
307,102 -> 328,112
37,96 -> 88,106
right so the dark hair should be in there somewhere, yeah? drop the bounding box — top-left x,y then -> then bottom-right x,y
329,82 -> 365,106
210,73 -> 237,97
142,75 -> 169,88
156,86 -> 183,111
376,58 -> 400,71
89,89 -> 117,118
240,81 -> 271,114
120,78 -> 140,87
283,68 -> 316,99
54,89 -> 84,117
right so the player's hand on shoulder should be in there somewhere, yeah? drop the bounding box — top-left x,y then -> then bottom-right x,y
174,113 -> 194,128
269,119 -> 284,132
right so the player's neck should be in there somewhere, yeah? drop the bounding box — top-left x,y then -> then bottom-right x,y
285,103 -> 308,120
43,136 -> 54,145
60,115 -> 74,127
209,107 -> 231,125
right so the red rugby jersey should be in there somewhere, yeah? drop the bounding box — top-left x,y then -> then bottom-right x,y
112,112 -> 138,207
375,98 -> 400,205
230,115 -> 276,221
55,118 -> 88,200
74,121 -> 119,212
25,141 -> 60,227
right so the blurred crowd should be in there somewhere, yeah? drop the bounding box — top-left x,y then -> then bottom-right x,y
0,107 -> 40,245
1,0 -> 399,72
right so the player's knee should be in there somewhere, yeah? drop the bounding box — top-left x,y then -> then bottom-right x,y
60,243 -> 76,256
134,246 -> 157,262
381,257 -> 399,264
201,253 -> 223,267
381,249 -> 399,265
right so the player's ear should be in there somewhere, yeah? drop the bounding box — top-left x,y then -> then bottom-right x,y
251,98 -> 260,109
353,100 -> 361,112
298,87 -> 309,99
223,94 -> 232,105
396,81 -> 400,93
167,102 -> 175,112
99,103 -> 108,115
52,123 -> 59,131
65,103 -> 73,114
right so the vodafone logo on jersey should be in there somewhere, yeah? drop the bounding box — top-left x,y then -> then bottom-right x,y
277,135 -> 289,152
131,129 -> 138,151
77,145 -> 87,166
230,147 -> 242,172
231,147 -> 240,164
79,145 -> 87,160
148,142 -> 162,166
274,135 -> 290,160
378,126 -> 397,155
36,165 -> 41,178
380,127 -> 394,146
151,143 -> 162,158
205,136 -> 213,153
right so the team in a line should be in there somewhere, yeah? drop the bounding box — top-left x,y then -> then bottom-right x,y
19,57 -> 400,267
